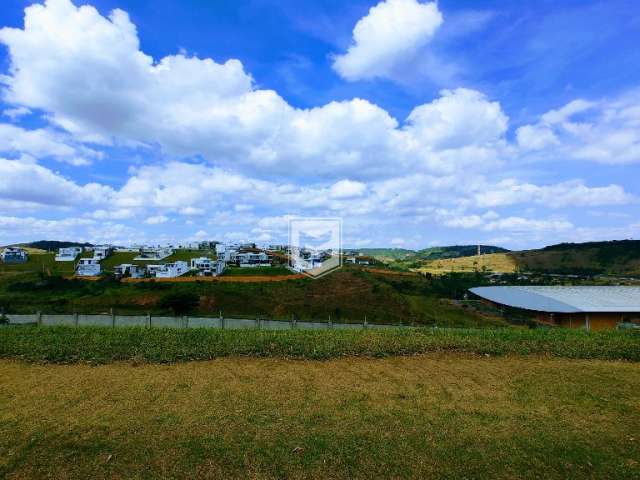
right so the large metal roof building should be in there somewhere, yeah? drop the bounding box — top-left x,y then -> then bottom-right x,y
469,286 -> 640,330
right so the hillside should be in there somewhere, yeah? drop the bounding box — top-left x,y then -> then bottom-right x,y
358,245 -> 508,265
21,240 -> 94,251
514,240 -> 640,275
0,267 -> 504,327
415,240 -> 640,276
415,245 -> 509,260
353,248 -> 415,261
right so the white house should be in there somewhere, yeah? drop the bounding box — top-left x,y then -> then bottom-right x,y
190,257 -> 226,276
76,258 -> 101,276
0,247 -> 28,263
190,257 -> 213,270
236,251 -> 271,268
55,246 -> 82,262
134,246 -> 173,261
92,245 -> 113,260
223,247 -> 239,263
114,264 -> 146,279
346,256 -> 370,265
151,261 -> 190,278
290,249 -> 329,272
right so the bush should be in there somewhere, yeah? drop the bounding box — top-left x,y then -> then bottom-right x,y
157,291 -> 200,315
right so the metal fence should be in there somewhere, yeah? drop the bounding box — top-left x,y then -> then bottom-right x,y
3,313 -> 402,330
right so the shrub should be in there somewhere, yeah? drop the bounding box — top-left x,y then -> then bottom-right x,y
157,291 -> 200,315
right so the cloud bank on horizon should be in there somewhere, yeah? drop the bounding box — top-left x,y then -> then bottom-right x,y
0,0 -> 638,249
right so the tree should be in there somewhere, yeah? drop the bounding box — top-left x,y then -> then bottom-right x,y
158,291 -> 200,316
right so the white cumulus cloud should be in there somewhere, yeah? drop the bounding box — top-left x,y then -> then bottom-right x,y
332,0 -> 443,81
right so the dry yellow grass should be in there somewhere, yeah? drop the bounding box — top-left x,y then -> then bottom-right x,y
1,354 -> 639,479
416,252 -> 518,274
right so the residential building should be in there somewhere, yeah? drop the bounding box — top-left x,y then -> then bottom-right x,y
151,261 -> 190,278
0,247 -> 28,263
198,241 -> 219,250
134,246 -> 173,261
179,241 -> 200,249
346,256 -> 370,265
55,246 -> 82,262
236,251 -> 271,267
190,257 -> 225,276
114,264 -> 146,279
76,258 -> 101,276
92,245 -> 113,260
470,286 -> 640,331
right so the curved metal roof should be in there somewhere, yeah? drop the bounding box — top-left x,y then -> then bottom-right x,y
469,286 -> 640,313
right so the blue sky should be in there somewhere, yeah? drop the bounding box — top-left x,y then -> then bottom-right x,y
0,0 -> 638,249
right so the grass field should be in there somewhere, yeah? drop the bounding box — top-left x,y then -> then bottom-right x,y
2,326 -> 639,362
417,253 -> 518,274
0,253 -> 79,275
1,353 -> 639,479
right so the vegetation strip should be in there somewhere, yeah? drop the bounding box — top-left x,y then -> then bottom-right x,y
1,326 -> 638,363
121,273 -> 305,283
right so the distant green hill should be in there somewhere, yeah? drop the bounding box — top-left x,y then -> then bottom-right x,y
514,239 -> 640,275
21,240 -> 94,251
413,240 -> 640,276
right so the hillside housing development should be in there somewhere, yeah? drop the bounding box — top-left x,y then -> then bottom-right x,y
0,247 -> 28,264
55,246 -> 82,262
2,239 -> 343,280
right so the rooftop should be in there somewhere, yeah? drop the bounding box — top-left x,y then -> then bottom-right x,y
469,286 -> 640,313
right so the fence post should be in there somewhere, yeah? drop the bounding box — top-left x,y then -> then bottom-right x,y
328,314 -> 333,329
37,311 -> 42,327
74,312 -> 79,327
184,315 -> 189,329
364,315 -> 368,329
147,313 -> 152,328
220,313 -> 225,330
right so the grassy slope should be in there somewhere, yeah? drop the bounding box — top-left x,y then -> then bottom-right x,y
100,249 -> 216,272
416,241 -> 640,276
1,354 -> 639,479
0,252 -> 91,276
417,252 -> 518,274
359,246 -> 510,264
0,268 -> 503,326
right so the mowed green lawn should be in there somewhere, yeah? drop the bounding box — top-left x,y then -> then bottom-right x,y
0,253 -> 86,275
0,353 -> 639,479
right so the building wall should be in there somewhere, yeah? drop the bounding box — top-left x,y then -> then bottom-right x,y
536,312 -> 630,331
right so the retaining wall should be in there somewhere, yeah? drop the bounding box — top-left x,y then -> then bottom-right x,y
4,313 -> 400,330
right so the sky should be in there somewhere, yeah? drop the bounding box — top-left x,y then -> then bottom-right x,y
0,0 -> 639,249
